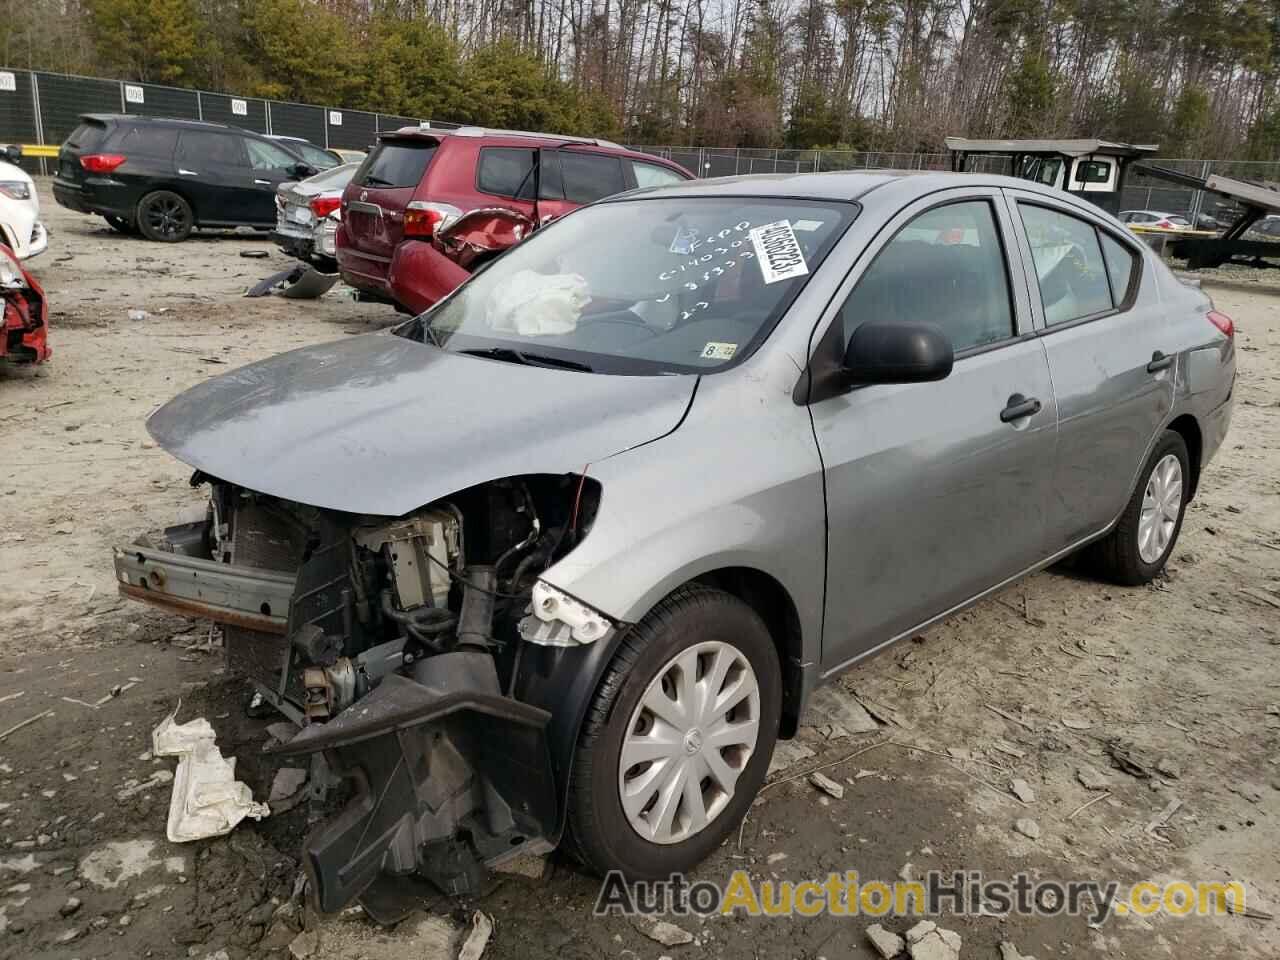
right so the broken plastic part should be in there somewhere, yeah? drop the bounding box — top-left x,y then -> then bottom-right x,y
518,580 -> 613,646
152,709 -> 268,842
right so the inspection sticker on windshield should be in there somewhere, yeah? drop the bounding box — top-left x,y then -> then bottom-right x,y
701,341 -> 738,360
750,220 -> 808,284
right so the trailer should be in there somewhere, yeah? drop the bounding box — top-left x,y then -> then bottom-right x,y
945,137 -> 1158,215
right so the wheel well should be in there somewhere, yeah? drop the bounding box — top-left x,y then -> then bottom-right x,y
1168,414 -> 1203,500
693,567 -> 805,739
139,187 -> 197,223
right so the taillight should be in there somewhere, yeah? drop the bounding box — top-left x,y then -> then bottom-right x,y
1207,310 -> 1234,338
404,201 -> 461,238
309,195 -> 341,219
1157,219 -> 1172,229
80,153 -> 126,174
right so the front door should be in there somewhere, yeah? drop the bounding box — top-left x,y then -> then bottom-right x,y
808,190 -> 1059,674
242,137 -> 305,224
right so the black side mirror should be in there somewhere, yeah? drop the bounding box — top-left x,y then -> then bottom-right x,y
1,145 -> 21,164
292,162 -> 316,179
843,320 -> 954,385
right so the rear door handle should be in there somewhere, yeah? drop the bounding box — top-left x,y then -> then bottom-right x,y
1147,350 -> 1174,373
178,168 -> 199,176
1000,393 -> 1042,423
254,178 -> 272,186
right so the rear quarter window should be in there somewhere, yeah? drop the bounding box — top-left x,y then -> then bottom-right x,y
65,121 -> 108,151
356,141 -> 437,188
112,125 -> 179,157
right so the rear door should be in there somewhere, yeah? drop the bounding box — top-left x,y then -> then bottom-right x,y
1004,191 -> 1171,549
535,149 -> 627,225
343,137 -> 439,265
174,130 -> 254,225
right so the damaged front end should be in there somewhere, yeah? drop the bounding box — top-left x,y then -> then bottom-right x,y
115,472 -> 608,917
0,242 -> 49,365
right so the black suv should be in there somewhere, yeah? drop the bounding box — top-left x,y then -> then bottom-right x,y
53,115 -> 321,242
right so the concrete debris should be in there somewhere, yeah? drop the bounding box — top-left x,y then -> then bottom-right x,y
991,739 -> 1027,759
767,852 -> 788,865
269,767 -> 309,803
492,852 -> 550,880
58,896 -> 81,917
632,914 -> 694,947
767,740 -> 815,776
905,921 -> 961,960
898,862 -> 915,882
1145,797 -> 1183,835
152,709 -> 268,842
1060,713 -> 1093,730
809,771 -> 845,800
1077,764 -> 1110,790
865,923 -> 905,959
1014,818 -> 1041,840
999,941 -> 1036,960
458,911 -> 493,960
288,929 -> 319,959
1010,778 -> 1036,803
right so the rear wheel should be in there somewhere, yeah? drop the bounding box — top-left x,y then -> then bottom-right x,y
566,584 -> 781,879
1089,430 -> 1189,585
136,190 -> 193,242
104,214 -> 138,235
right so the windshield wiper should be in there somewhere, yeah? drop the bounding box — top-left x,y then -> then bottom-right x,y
361,175 -> 394,187
458,346 -> 592,372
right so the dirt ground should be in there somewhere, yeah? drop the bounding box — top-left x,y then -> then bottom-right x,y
1,185 -> 1278,960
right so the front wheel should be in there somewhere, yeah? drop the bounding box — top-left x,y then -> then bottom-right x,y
136,190 -> 193,242
566,584 -> 781,879
1089,430 -> 1190,585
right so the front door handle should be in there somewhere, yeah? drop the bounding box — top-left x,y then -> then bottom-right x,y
1000,393 -> 1042,423
178,168 -> 199,176
1147,350 -> 1174,373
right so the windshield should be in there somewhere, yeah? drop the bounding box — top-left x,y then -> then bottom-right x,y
404,197 -> 856,374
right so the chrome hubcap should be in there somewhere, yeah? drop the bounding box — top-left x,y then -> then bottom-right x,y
618,641 -> 760,845
1138,454 -> 1183,563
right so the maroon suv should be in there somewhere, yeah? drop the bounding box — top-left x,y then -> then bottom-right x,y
336,127 -> 693,313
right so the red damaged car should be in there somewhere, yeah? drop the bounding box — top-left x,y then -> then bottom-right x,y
336,126 -> 693,313
0,244 -> 49,366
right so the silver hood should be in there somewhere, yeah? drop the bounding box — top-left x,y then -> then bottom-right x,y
147,333 -> 698,515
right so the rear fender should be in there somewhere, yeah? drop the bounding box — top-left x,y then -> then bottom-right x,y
387,238 -> 469,314
434,207 -> 533,270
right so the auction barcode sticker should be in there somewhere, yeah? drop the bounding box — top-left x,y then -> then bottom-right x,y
749,220 -> 808,284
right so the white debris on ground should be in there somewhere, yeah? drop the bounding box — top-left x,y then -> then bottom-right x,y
631,914 -> 694,947
904,920 -> 961,960
458,911 -> 494,960
1013,818 -> 1041,840
999,941 -> 1036,960
152,709 -> 269,842
288,913 -> 460,960
865,922 -> 906,958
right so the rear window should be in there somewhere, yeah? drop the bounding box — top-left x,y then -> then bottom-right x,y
65,121 -> 108,151
477,148 -> 537,199
356,140 -> 436,189
112,125 -> 179,157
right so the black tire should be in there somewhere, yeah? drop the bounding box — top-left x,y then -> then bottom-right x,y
565,584 -> 781,880
104,214 -> 138,235
1089,430 -> 1190,585
136,190 -> 193,242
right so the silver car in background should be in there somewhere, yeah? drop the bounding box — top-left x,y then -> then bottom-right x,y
114,171 -> 1234,917
273,163 -> 358,270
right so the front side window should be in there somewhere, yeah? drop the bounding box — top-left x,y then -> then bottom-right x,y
246,138 -> 298,171
477,148 -> 537,199
404,197 -> 857,374
1019,204 -> 1114,325
631,160 -> 686,188
840,200 -> 1014,354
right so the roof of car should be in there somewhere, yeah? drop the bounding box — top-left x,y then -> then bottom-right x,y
386,124 -> 624,149
81,114 -> 277,139
607,169 -> 1096,204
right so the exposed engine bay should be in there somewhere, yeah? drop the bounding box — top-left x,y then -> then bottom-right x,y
114,471 -> 607,919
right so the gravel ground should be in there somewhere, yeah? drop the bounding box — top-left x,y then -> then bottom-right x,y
0,185 -> 1277,960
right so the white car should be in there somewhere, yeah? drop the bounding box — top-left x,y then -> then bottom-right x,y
0,146 -> 48,259
1118,210 -> 1192,231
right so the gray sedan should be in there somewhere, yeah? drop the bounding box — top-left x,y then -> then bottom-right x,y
115,170 -> 1234,913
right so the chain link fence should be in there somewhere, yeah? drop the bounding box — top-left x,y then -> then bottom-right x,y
0,67 -> 441,175
5,65 -> 1280,225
